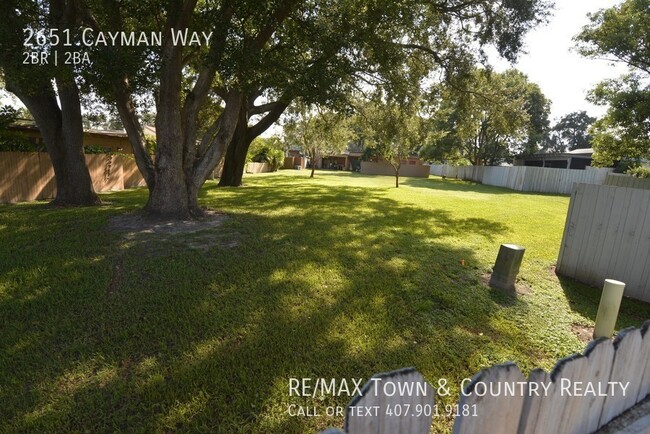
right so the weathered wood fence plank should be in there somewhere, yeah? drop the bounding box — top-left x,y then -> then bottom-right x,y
0,152 -> 146,203
452,363 -> 526,434
344,368 -> 434,434
321,321 -> 650,434
557,184 -> 650,303
605,173 -> 650,190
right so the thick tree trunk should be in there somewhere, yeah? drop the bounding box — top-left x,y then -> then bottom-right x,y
113,82 -> 156,191
49,130 -> 99,206
310,165 -> 316,178
145,91 -> 191,217
6,76 -> 99,206
218,94 -> 290,187
145,166 -> 190,218
218,106 -> 252,187
144,10 -> 192,219
395,171 -> 399,188
218,138 -> 250,187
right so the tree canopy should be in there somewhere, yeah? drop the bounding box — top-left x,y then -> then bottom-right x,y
576,0 -> 650,166
2,0 -> 550,216
545,111 -> 596,153
283,102 -> 352,178
423,68 -> 548,165
359,98 -> 424,187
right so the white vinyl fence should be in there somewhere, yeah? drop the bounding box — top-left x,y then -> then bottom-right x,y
430,165 -> 611,195
556,183 -> 650,303
320,322 -> 650,434
605,173 -> 650,190
429,164 -> 459,178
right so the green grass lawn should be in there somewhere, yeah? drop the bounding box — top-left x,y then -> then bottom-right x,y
1,171 -> 649,433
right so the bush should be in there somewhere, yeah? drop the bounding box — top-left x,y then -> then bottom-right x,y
627,166 -> 650,179
247,136 -> 286,171
84,145 -> 111,154
0,132 -> 41,152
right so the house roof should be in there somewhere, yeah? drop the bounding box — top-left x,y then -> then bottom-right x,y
566,148 -> 593,155
85,128 -> 127,138
9,118 -> 156,139
523,148 -> 594,160
9,118 -> 38,129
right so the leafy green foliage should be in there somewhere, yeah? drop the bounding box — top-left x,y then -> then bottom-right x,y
0,105 -> 39,151
283,102 -> 352,177
546,111 -> 596,153
588,75 -> 650,166
627,165 -> 650,178
424,69 -> 545,165
357,99 -> 424,186
83,145 -> 111,154
0,132 -> 39,152
520,82 -> 551,155
576,0 -> 650,165
0,105 -> 16,129
576,0 -> 650,74
247,136 -> 286,171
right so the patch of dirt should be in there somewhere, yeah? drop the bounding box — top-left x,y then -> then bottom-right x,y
108,211 -> 228,235
571,323 -> 595,343
108,211 -> 238,252
515,283 -> 532,295
480,273 -> 531,295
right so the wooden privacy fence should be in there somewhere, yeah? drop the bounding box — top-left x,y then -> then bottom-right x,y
430,165 -> 611,195
556,183 -> 650,303
360,161 -> 431,178
0,152 -> 146,203
245,161 -> 274,174
605,173 -> 650,190
320,321 -> 650,434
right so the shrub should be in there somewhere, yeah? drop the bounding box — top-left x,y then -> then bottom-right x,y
627,166 -> 650,179
84,145 -> 111,154
0,131 -> 40,152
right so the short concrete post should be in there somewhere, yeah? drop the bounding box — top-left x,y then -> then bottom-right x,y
489,244 -> 525,294
593,279 -> 626,339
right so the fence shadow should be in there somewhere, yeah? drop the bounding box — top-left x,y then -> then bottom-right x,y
557,273 -> 650,329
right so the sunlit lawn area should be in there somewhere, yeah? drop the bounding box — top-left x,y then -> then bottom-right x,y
1,170 -> 649,433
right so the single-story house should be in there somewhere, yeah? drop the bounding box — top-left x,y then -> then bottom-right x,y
7,119 -> 156,154
514,148 -> 594,170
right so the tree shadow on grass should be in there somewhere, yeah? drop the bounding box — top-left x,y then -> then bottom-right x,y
400,176 -> 572,198
556,273 -> 650,330
0,179 -> 545,434
400,176 -> 513,195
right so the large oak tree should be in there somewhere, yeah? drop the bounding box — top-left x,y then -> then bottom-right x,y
0,0 -> 99,206
78,0 -> 550,218
424,69 -> 545,165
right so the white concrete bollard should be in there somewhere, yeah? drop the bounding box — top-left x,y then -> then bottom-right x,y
593,279 -> 626,339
